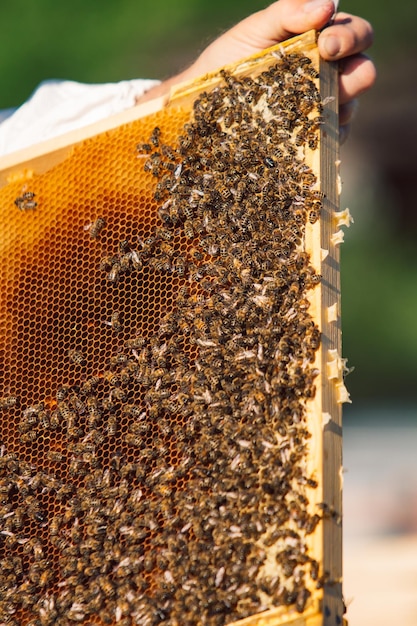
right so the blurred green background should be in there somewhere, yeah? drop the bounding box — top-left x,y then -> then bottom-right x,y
1,0 -> 416,409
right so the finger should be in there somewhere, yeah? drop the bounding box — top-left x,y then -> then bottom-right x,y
339,99 -> 358,127
339,123 -> 351,145
196,0 -> 336,72
228,0 -> 335,53
338,53 -> 376,104
318,12 -> 374,60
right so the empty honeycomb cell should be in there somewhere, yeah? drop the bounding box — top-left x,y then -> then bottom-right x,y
0,31 -> 343,626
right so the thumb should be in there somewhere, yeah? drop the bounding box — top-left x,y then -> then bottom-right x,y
252,0 -> 335,47
194,0 -> 335,76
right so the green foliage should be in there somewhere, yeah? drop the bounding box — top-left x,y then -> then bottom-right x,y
343,232 -> 417,401
0,0 -> 262,108
341,0 -> 417,60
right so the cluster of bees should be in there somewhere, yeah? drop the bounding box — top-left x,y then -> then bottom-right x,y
1,50 -> 325,625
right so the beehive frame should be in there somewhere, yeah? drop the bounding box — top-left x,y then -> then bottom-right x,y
0,30 -> 347,626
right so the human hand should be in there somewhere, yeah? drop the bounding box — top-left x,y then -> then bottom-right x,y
138,0 -> 375,141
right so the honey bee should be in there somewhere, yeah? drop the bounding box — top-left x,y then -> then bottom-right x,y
21,403 -> 42,425
158,227 -> 173,241
44,408 -> 59,430
56,386 -> 69,403
307,133 -> 318,150
107,261 -> 121,283
88,216 -> 106,239
57,399 -> 75,422
46,450 -> 64,463
86,396 -> 101,427
20,430 -> 37,443
264,156 -> 276,169
149,126 -> 161,147
80,376 -> 100,396
25,496 -> 45,523
14,191 -> 37,210
111,387 -> 128,402
160,143 -> 178,161
106,415 -> 117,436
295,586 -> 311,613
173,255 -> 187,276
119,253 -> 132,274
136,141 -> 152,154
122,404 -> 145,418
99,254 -> 116,272
0,395 -> 18,409
67,348 -> 86,366
183,219 -> 194,239
308,208 -> 320,224
103,369 -> 120,388
48,515 -> 62,538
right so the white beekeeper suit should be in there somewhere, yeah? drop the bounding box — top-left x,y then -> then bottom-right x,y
0,78 -> 160,157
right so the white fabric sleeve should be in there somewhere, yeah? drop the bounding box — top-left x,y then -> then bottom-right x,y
0,78 -> 160,157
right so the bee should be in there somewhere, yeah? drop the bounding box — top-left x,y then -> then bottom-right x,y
49,515 -> 62,537
149,126 -> 161,147
173,255 -> 187,276
0,395 -> 18,409
21,402 -> 42,423
111,387 -> 128,402
308,208 -> 320,224
67,348 -> 86,366
158,227 -> 173,241
25,496 -> 45,523
150,254 -> 171,272
136,141 -> 152,154
223,109 -> 236,128
295,586 -> 311,613
116,367 -> 130,386
125,433 -> 144,448
57,399 -> 75,421
86,396 -> 101,427
309,273 -> 322,286
14,191 -> 37,210
65,607 -> 85,622
295,129 -> 308,147
31,407 -> 48,430
88,216 -> 106,239
119,253 -> 132,274
81,376 -> 101,395
116,238 -> 129,255
130,420 -> 151,437
46,450 -> 64,463
183,219 -> 194,239
125,335 -> 146,350
20,430 -> 37,443
99,254 -> 116,271
122,404 -> 145,418
106,415 -> 117,436
46,408 -> 59,430
307,133 -> 318,150
108,261 -> 121,283
10,556 -> 23,575
103,370 -> 119,387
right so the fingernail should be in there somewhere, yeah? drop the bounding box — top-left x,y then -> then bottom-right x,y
304,0 -> 334,14
322,35 -> 340,57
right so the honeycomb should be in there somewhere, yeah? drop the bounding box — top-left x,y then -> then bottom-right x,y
0,31 -> 343,626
